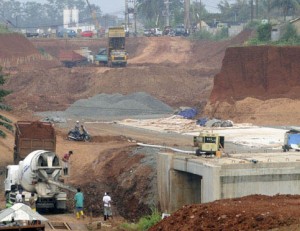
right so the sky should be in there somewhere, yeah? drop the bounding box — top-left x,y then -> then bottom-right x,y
19,0 -> 223,15
89,0 -> 222,14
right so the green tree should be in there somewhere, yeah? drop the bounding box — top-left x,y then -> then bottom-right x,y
271,0 -> 300,21
257,23 -> 272,41
0,67 -> 13,138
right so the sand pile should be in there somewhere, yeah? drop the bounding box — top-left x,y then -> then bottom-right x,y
37,92 -> 174,121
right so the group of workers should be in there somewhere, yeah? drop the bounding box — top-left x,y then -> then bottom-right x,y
6,120 -> 113,222
74,188 -> 113,221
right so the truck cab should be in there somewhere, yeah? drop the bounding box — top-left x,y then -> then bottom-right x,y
110,50 -> 128,67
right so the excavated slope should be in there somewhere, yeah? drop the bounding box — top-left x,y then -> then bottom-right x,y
210,46 -> 300,102
205,46 -> 300,125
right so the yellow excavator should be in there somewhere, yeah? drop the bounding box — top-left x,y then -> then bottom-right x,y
86,0 -> 100,35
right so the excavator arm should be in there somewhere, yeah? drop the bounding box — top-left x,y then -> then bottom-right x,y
86,0 -> 100,32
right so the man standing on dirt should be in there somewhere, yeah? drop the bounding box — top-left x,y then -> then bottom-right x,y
62,150 -> 73,176
103,192 -> 112,221
74,188 -> 85,219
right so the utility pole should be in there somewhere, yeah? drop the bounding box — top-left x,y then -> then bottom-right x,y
184,0 -> 190,31
255,0 -> 258,19
267,0 -> 270,21
126,0 -> 136,36
250,0 -> 254,21
134,0 -> 137,35
125,0 -> 128,30
199,0 -> 202,30
164,0 -> 170,27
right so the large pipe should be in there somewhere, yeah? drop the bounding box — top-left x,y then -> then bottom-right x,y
137,142 -> 195,154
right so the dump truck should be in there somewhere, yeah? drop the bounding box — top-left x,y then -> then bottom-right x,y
95,48 -> 108,65
4,150 -> 76,212
107,27 -> 128,67
14,121 -> 56,164
282,129 -> 300,151
58,50 -> 88,68
193,132 -> 224,156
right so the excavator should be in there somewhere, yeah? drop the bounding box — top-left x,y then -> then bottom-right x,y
86,0 -> 101,36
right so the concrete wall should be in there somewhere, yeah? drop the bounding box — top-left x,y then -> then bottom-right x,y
291,20 -> 300,35
157,152 -> 300,213
220,162 -> 300,199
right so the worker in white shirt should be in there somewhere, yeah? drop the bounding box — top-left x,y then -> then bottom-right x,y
15,190 -> 23,203
103,192 -> 112,221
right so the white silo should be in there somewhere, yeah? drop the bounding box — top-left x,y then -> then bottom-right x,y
63,8 -> 71,28
71,7 -> 79,27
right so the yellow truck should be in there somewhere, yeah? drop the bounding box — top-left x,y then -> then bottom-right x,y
108,27 -> 128,67
193,132 -> 224,156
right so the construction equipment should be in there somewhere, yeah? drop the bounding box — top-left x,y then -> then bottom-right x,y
86,0 -> 100,35
193,132 -> 224,156
14,121 -> 56,164
108,27 -> 128,67
282,129 -> 300,151
4,150 -> 77,212
95,48 -> 108,65
58,50 -> 88,68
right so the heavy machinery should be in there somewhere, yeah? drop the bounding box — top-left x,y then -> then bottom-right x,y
4,150 -> 76,212
107,27 -> 128,67
14,121 -> 56,164
193,132 -> 224,156
86,0 -> 100,35
95,27 -> 128,67
95,48 -> 108,65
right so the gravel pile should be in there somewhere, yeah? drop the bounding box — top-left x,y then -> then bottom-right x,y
37,92 -> 174,121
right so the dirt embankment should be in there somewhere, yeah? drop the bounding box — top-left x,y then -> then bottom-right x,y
204,46 -> 300,125
150,194 -> 300,231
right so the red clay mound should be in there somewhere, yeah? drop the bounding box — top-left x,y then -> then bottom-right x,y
209,46 -> 300,103
149,194 -> 300,231
204,46 -> 300,125
0,33 -> 38,59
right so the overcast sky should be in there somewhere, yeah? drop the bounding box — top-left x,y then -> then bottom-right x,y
19,0 -> 223,15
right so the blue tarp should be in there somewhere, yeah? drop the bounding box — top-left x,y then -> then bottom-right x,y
196,118 -> 208,126
178,108 -> 198,119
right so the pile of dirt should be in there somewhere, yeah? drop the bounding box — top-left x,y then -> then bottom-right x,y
149,194 -> 300,231
0,33 -> 38,59
205,46 -> 300,125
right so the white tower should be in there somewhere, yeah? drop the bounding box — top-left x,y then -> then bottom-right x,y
63,8 -> 71,28
71,7 -> 79,27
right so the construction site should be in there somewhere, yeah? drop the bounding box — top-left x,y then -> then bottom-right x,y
0,29 -> 300,231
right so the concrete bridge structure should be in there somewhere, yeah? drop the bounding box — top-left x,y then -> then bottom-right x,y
157,152 -> 300,213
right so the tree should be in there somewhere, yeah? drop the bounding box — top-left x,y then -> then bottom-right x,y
0,67 -> 13,138
271,0 -> 300,21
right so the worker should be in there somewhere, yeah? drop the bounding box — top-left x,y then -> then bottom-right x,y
29,193 -> 36,211
74,188 -> 85,219
103,192 -> 112,221
5,193 -> 13,208
15,190 -> 23,203
62,150 -> 73,176
75,121 -> 80,133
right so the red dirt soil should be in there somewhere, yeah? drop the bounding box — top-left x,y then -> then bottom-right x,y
150,195 -> 300,231
204,46 -> 300,125
2,32 -> 300,230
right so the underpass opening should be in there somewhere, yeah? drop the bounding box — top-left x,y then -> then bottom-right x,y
170,170 -> 202,211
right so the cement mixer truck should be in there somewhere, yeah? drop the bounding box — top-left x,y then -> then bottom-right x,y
4,150 -> 76,211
